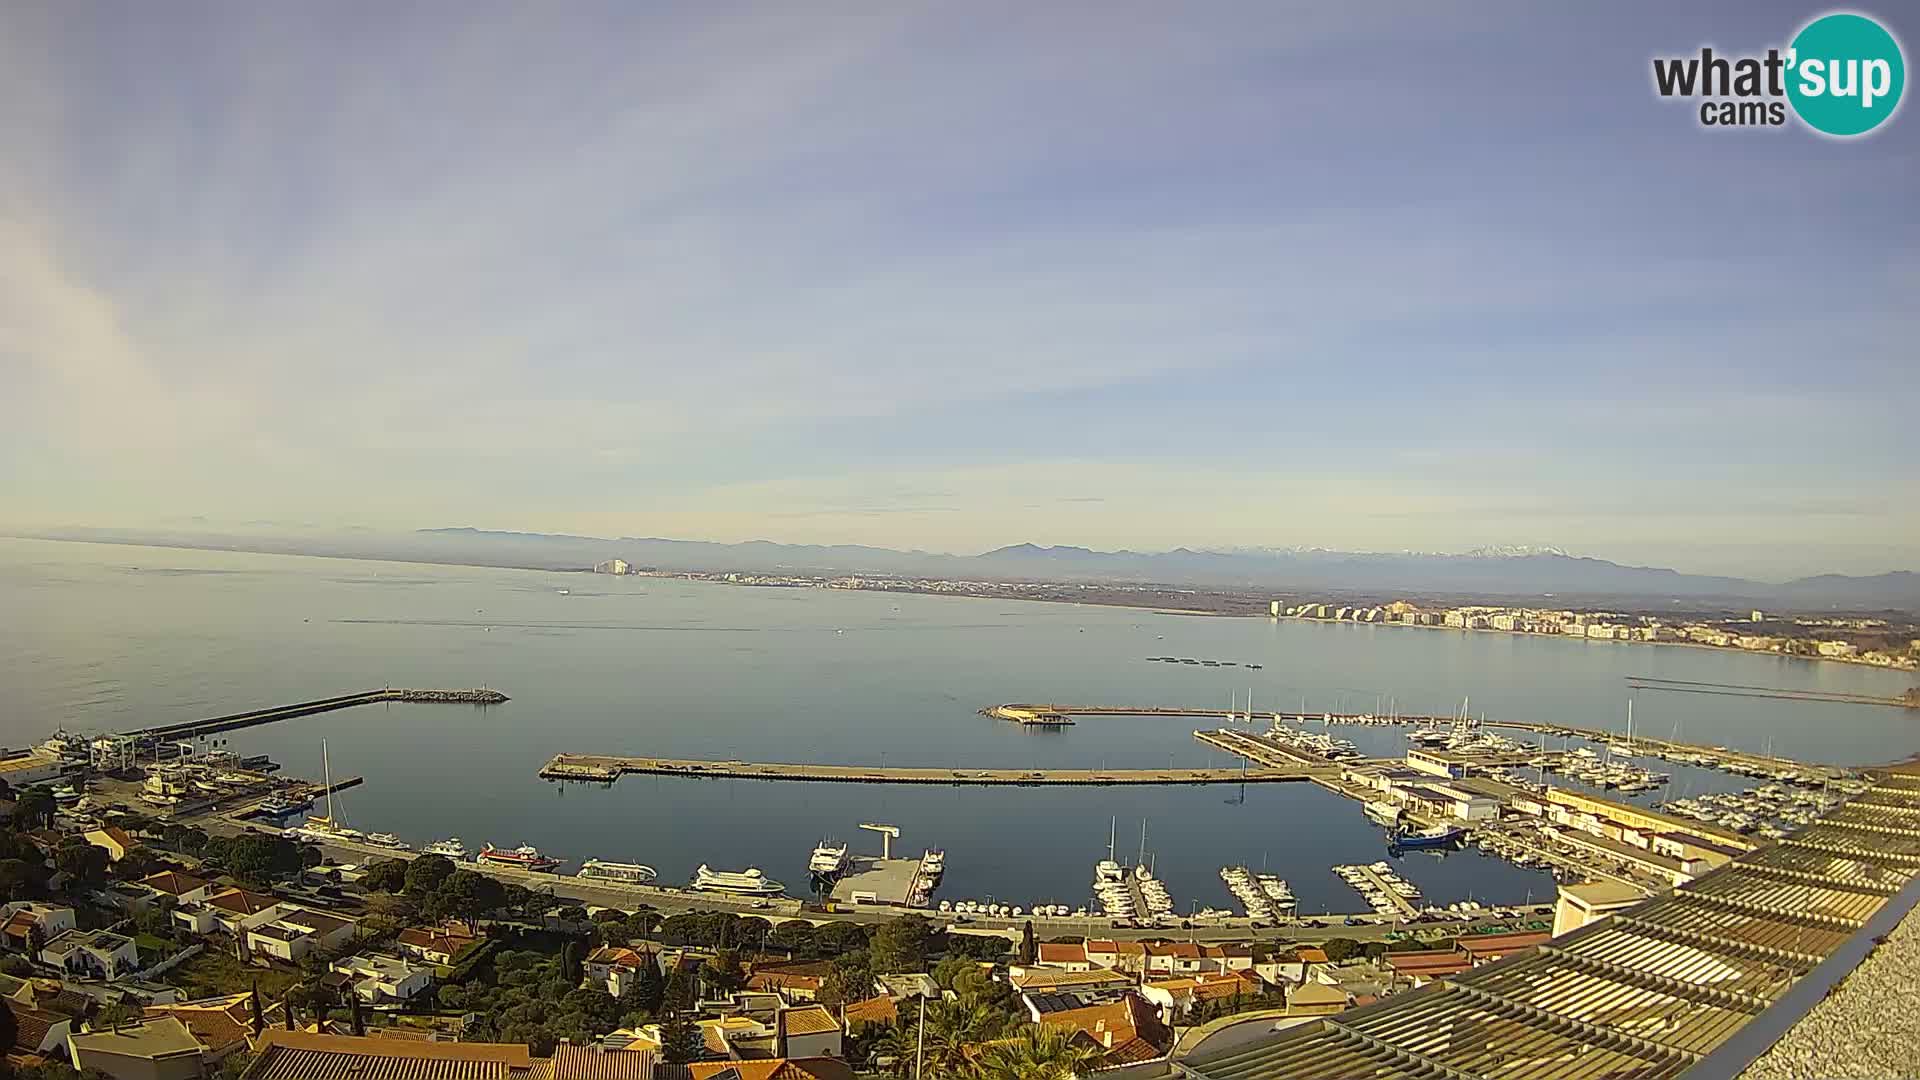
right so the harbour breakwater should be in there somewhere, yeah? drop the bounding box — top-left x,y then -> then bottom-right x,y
128,687 -> 508,741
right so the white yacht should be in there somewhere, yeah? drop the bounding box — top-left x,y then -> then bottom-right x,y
809,841 -> 849,877
691,864 -> 785,895
920,849 -> 945,877
423,838 -> 469,860
364,833 -> 408,850
580,859 -> 659,884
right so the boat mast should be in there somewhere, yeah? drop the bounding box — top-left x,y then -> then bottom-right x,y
322,738 -> 337,823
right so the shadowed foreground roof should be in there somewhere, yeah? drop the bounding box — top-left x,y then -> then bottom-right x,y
1183,767 -> 1920,1080
243,1030 -> 534,1080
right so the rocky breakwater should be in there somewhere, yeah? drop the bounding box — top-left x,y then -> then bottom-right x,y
387,688 -> 510,704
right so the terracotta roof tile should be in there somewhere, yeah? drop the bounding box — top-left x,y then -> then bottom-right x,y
550,1044 -> 658,1080
778,1006 -> 839,1036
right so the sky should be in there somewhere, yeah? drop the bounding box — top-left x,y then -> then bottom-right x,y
1,2 -> 1914,579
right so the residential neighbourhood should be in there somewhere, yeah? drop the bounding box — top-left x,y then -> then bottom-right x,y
1278,600 -> 1920,671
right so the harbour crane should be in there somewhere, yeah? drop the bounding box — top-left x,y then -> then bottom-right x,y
858,821 -> 900,860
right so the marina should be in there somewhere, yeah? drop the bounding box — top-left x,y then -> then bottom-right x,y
8,538 -> 1914,923
1333,861 -> 1423,919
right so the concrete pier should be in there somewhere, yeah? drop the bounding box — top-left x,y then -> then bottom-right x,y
132,688 -> 508,741
540,753 -> 1337,786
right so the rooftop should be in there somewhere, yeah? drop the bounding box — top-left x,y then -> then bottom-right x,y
778,1005 -> 839,1036
68,1016 -> 203,1061
243,1030 -> 533,1080
1183,768 -> 1920,1080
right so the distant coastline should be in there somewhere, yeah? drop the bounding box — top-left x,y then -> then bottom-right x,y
9,531 -> 1917,680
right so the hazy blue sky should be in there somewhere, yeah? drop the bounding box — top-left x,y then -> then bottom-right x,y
2,2 -> 1913,577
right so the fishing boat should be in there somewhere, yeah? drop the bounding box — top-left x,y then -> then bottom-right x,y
423,838 -> 468,860
1394,823 -> 1467,850
690,864 -> 785,895
580,859 -> 659,884
478,844 -> 562,872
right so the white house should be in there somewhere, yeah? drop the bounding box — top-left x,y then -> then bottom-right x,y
198,889 -> 285,935
82,827 -> 139,863
776,1005 -> 843,1059
2,902 -> 77,952
139,871 -> 213,907
3,997 -> 75,1058
331,953 -> 432,1003
583,946 -> 648,998
246,908 -> 359,962
40,929 -> 140,980
1034,943 -> 1092,972
395,923 -> 480,965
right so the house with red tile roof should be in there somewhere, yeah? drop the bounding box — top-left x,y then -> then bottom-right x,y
1142,941 -> 1207,976
138,871 -> 213,907
583,946 -> 650,998
395,922 -> 481,965
1034,942 -> 1091,971
775,1005 -> 842,1059
82,827 -> 138,863
5,997 -> 75,1062
1,904 -> 75,954
686,1059 -> 853,1080
1456,930 -> 1551,965
143,993 -> 256,1062
1381,950 -> 1472,986
1038,993 -> 1172,1066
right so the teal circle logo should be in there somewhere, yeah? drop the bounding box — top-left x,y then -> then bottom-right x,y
1787,13 -> 1905,136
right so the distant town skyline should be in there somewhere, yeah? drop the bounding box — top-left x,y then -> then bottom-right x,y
2,3 -> 1913,580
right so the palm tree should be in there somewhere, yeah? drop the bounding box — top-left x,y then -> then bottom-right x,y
977,1026 -> 1105,1080
917,998 -> 1010,1077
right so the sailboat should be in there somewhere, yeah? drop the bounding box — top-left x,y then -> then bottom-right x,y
1606,700 -> 1637,757
287,740 -> 364,843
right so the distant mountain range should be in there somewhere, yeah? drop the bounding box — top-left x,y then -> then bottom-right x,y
17,524 -> 1915,611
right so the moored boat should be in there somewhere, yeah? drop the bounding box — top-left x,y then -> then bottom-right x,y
1394,823 -> 1467,849
691,864 -> 785,895
580,859 -> 659,884
423,838 -> 468,860
478,843 -> 562,872
808,841 -> 849,878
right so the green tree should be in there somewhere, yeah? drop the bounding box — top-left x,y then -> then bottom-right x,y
360,859 -> 409,893
560,941 -> 582,985
0,859 -> 47,901
1018,920 -> 1037,966
53,839 -> 110,887
213,834 -> 305,886
977,1023 -> 1105,1080
871,915 -> 934,974
819,949 -> 874,1009
433,870 -> 506,929
629,953 -> 665,1015
766,919 -> 817,957
658,1014 -> 704,1064
702,949 -> 744,995
404,854 -> 457,895
916,998 -> 1010,1077
660,966 -> 699,1014
1320,937 -> 1363,963
813,921 -> 870,955
12,789 -> 54,830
